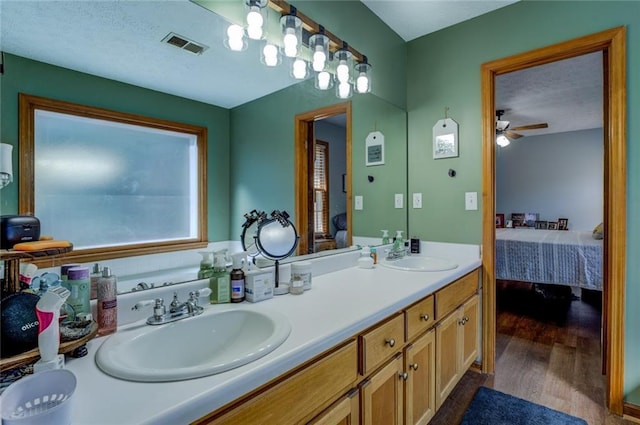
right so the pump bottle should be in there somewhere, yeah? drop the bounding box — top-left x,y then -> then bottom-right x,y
97,266 -> 118,336
210,250 -> 230,304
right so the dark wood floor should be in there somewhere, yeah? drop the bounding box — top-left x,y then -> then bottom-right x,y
430,282 -> 634,425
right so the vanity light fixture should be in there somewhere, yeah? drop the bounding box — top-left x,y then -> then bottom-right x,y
280,6 -> 301,58
309,27 -> 329,72
335,43 -> 353,84
245,0 -> 268,40
336,80 -> 353,99
354,56 -> 372,94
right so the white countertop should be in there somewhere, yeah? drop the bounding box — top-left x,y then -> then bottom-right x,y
65,243 -> 481,425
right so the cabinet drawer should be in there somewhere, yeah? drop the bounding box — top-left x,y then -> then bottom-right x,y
405,295 -> 435,341
359,313 -> 405,376
196,340 -> 358,425
435,269 -> 479,321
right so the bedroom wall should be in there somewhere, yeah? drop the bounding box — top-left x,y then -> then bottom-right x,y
315,120 -> 347,237
405,0 -> 640,399
496,128 -> 603,231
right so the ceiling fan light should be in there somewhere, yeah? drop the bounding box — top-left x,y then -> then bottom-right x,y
496,134 -> 510,147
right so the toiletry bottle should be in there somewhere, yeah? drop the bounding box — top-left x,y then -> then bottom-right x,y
34,286 -> 70,372
358,247 -> 374,269
370,247 -> 378,264
64,266 -> 91,316
90,262 -> 101,299
210,250 -> 230,304
381,230 -> 390,245
394,230 -> 404,252
198,251 -> 214,279
97,266 -> 118,336
230,252 -> 246,303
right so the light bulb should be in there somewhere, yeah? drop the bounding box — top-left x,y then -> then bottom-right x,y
496,134 -> 510,147
317,71 -> 331,90
283,30 -> 298,57
226,24 -> 244,51
263,44 -> 278,67
312,48 -> 326,72
292,59 -> 307,79
337,62 -> 349,83
338,82 -> 351,99
246,7 -> 263,40
356,74 -> 369,93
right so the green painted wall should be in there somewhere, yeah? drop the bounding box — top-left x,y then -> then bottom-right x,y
229,80 -> 407,238
0,54 -> 231,242
406,0 -> 639,397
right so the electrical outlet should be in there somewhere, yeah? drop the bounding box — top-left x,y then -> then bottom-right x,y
355,195 -> 363,210
394,193 -> 403,209
412,193 -> 422,209
465,192 -> 478,210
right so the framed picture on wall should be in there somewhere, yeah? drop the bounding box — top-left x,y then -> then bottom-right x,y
535,220 -> 549,229
548,221 -> 559,230
495,213 -> 505,228
558,218 -> 569,230
511,213 -> 525,227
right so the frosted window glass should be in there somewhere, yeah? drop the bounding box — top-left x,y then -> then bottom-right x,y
34,110 -> 198,249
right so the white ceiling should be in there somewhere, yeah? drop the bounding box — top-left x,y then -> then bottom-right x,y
0,0 -> 602,135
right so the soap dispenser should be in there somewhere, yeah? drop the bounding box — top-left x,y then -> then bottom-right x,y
381,230 -> 390,245
198,251 -> 215,279
394,230 -> 404,251
210,250 -> 230,304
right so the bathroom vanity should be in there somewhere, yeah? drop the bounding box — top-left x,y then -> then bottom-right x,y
64,243 -> 481,425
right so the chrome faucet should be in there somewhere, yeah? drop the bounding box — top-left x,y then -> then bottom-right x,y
133,288 -> 212,325
385,241 -> 408,260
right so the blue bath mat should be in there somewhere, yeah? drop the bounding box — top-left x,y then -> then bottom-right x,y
461,387 -> 587,425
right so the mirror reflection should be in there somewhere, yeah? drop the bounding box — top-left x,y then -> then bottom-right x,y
2,1 -> 408,296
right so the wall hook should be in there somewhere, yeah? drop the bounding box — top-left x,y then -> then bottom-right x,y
448,169 -> 456,177
367,175 -> 374,182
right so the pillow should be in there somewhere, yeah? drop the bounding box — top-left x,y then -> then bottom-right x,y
592,222 -> 604,240
332,213 -> 347,231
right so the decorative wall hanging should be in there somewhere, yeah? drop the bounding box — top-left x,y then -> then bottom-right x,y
365,131 -> 384,166
432,107 -> 458,159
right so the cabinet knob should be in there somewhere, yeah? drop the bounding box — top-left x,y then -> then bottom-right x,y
463,316 -> 469,323
458,319 -> 465,326
410,363 -> 419,371
420,313 -> 429,321
399,372 -> 408,381
385,338 -> 396,348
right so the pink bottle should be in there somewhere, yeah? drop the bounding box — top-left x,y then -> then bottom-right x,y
97,267 -> 117,336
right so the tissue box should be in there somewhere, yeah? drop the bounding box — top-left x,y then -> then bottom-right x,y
244,269 -> 275,303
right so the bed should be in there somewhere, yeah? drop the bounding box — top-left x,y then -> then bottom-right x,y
495,228 -> 603,291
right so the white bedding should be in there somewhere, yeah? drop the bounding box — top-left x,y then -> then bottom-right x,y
495,228 -> 603,290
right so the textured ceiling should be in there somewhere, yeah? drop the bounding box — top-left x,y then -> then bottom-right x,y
0,0 -> 603,134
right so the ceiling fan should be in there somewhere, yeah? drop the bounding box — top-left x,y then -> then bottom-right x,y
495,109 -> 548,146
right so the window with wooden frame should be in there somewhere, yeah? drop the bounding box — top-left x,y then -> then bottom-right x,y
313,141 -> 330,237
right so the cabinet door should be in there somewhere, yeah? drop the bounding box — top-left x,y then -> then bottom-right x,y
435,310 -> 460,409
460,295 -> 479,371
361,354 -> 404,425
308,389 -> 359,425
405,328 -> 436,425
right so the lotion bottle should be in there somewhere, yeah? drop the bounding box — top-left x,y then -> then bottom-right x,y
97,266 -> 118,336
358,247 -> 374,269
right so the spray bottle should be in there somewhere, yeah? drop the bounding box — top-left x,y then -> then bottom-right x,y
34,285 -> 70,372
230,251 -> 247,303
209,250 -> 230,304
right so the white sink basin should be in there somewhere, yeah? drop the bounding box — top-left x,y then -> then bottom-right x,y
380,256 -> 458,272
95,307 -> 291,382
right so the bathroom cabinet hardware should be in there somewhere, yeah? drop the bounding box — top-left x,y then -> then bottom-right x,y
420,313 -> 430,321
409,363 -> 419,371
399,371 -> 408,381
385,338 -> 396,347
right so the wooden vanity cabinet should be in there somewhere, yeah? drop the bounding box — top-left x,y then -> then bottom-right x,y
307,389 -> 360,425
360,354 -> 404,425
435,294 -> 479,409
404,328 -> 436,425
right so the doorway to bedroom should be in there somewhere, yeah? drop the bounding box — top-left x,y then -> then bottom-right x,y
480,27 -> 627,417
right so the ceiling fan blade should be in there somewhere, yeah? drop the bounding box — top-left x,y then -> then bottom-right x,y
510,123 -> 548,131
505,131 -> 524,139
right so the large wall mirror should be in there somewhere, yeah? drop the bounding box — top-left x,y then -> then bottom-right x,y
3,1 -> 408,293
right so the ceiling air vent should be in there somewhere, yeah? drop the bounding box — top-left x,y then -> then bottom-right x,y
162,32 -> 208,55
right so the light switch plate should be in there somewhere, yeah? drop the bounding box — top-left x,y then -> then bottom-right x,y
355,195 -> 363,210
412,193 -> 422,209
394,194 -> 403,209
465,192 -> 478,210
